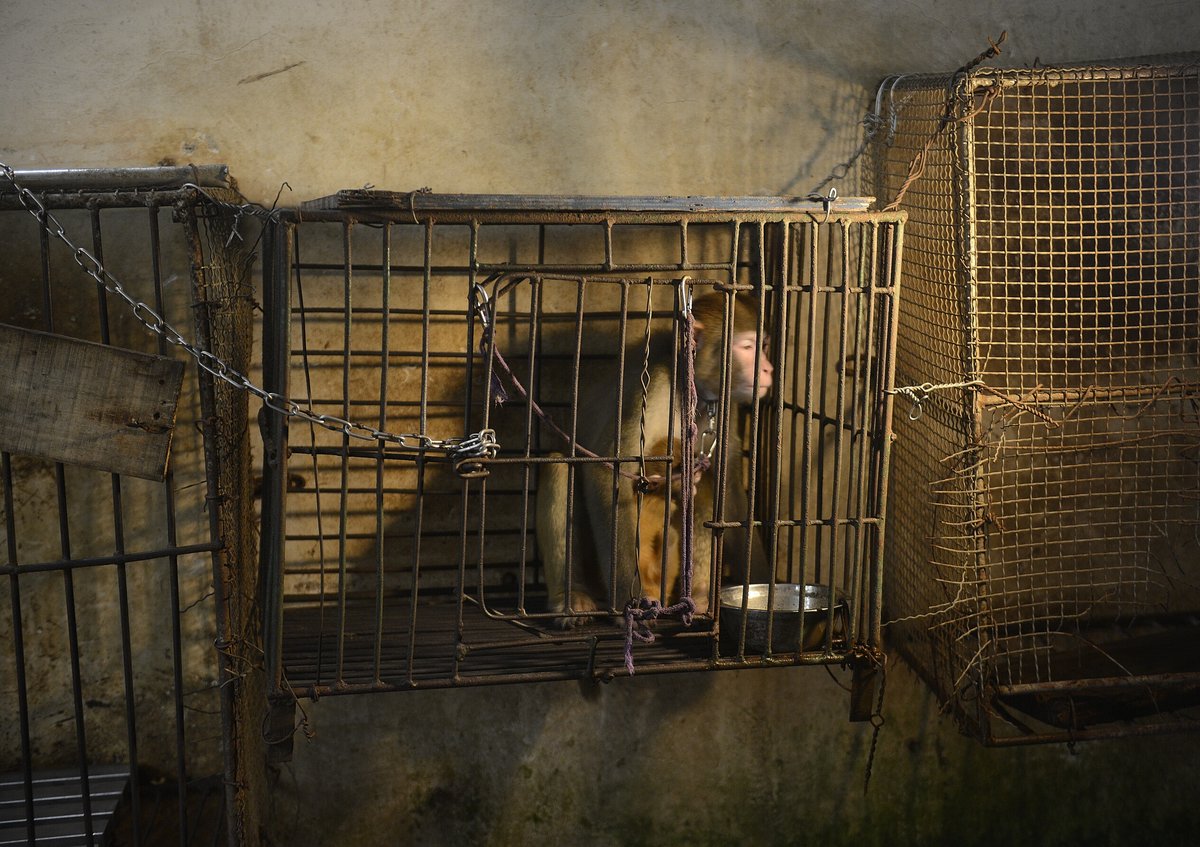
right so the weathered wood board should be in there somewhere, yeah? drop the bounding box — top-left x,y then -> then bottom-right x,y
0,323 -> 185,480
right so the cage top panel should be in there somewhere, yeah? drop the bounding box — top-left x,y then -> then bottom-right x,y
300,190 -> 876,216
883,52 -> 1200,93
1,165 -> 232,193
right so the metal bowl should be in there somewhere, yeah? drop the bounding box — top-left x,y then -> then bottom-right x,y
719,583 -> 849,653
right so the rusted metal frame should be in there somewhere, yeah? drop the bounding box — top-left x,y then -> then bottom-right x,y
603,268 -> 626,616
283,206 -> 892,227
36,207 -> 99,846
89,203 -> 145,843
756,222 -> 788,652
290,227 -> 334,691
471,240 -> 502,623
656,246 -> 683,607
954,79 -> 998,715
556,271 -> 588,619
0,543 -> 222,577
977,384 -> 1200,407
815,225 -> 845,588
668,222 -> 690,609
0,188 -> 221,213
472,271 -> 543,619
149,203 -> 192,841
818,221 -> 852,657
3,451 -> 36,843
743,222 -> 780,654
408,220 -> 433,686
290,646 -> 859,697
371,223 -> 392,684
843,222 -> 876,647
999,672 -> 1200,695
0,165 -> 231,193
260,218 -> 292,696
295,259 -> 736,277
985,719 -> 1200,747
593,234 -> 631,616
454,221 -> 482,685
799,219 -> 820,638
334,220 -> 354,686
512,275 -> 544,615
530,225 -> 549,598
872,221 -> 904,649
780,224 -> 804,585
971,60 -> 1200,92
181,201 -> 239,847
715,221 -> 752,656
324,191 -> 873,215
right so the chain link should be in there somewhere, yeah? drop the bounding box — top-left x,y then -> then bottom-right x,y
0,162 -> 499,467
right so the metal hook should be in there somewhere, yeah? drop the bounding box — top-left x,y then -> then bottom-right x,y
680,275 -> 694,318
470,282 -> 491,333
807,187 -> 838,224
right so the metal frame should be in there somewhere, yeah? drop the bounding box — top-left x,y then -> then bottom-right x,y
873,56 -> 1200,745
259,192 -> 904,709
0,168 -> 242,845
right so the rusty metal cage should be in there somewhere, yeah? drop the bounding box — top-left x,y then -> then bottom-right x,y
871,56 -> 1200,743
0,167 -> 255,844
258,191 -> 904,710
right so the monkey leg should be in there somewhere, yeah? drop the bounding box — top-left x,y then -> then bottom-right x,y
635,492 -> 674,605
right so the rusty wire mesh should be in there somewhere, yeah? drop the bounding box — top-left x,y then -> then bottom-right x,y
872,56 -> 1200,743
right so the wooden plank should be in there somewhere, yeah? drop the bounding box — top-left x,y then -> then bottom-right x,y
0,324 -> 184,481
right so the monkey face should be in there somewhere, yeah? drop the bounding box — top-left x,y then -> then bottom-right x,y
729,330 -> 773,404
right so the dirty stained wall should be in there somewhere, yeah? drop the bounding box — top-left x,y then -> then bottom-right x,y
3,1 -> 1200,845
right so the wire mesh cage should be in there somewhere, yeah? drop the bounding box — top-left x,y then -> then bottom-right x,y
258,192 -> 905,707
872,56 -> 1200,743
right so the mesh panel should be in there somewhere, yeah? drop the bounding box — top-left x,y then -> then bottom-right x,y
872,56 -> 1200,743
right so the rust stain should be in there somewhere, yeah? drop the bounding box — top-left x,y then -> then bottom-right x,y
238,61 -> 305,85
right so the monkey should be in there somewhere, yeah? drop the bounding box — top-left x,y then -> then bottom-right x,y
536,290 -> 774,629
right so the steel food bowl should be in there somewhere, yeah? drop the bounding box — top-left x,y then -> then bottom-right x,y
719,583 -> 849,653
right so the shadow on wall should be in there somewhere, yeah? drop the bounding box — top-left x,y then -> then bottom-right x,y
268,657 -> 1200,846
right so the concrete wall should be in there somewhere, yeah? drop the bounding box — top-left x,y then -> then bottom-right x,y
4,1 -> 1200,844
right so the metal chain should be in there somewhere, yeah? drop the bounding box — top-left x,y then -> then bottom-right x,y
0,162 -> 499,468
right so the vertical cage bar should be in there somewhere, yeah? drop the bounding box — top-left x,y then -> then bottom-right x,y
41,205 -> 98,845
372,223 -> 391,683
90,204 -> 143,846
149,203 -> 191,843
261,218 -> 293,692
3,448 -> 36,845
182,201 -> 241,847
334,220 -> 353,684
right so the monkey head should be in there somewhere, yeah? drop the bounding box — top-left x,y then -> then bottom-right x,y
690,292 -> 773,405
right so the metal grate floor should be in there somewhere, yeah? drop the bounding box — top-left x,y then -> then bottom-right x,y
279,596 -> 719,694
0,766 -> 129,847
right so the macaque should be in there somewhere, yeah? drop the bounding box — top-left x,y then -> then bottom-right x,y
536,291 -> 773,628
